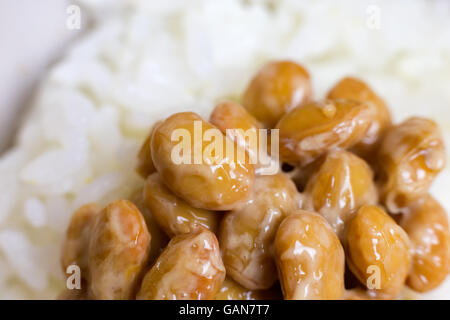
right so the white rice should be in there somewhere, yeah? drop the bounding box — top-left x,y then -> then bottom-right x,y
0,0 -> 450,299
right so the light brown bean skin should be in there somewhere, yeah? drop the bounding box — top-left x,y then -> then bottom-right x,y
132,191 -> 169,266
345,205 -> 411,297
87,200 -> 151,300
242,60 -> 312,128
136,122 -> 161,178
399,195 -> 450,292
143,172 -> 220,237
61,203 -> 99,278
210,101 -> 274,174
343,288 -> 387,300
327,77 -> 392,160
377,117 -> 446,213
220,173 -> 301,290
151,112 -> 255,211
288,158 -> 324,192
303,150 -> 378,238
57,288 -> 88,300
210,101 -> 263,135
276,99 -> 375,166
215,277 -> 281,300
274,211 -> 345,300
344,287 -> 418,300
137,227 -> 225,300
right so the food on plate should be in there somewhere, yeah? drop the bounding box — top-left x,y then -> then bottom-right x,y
215,277 -> 281,300
377,117 -> 445,213
398,195 -> 450,292
151,112 -> 255,211
219,173 -> 300,290
303,150 -> 378,238
276,99 -> 375,166
327,76 -> 392,160
131,191 -> 170,266
242,60 -> 312,128
345,205 -> 411,298
136,227 -> 225,300
52,60 -> 448,300
136,123 -> 160,178
210,101 -> 274,174
274,211 -> 345,300
61,203 -> 99,279
87,200 -> 151,300
143,172 -> 220,237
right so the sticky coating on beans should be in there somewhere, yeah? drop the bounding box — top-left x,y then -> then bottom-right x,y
345,205 -> 411,298
219,173 -> 300,290
303,150 -> 378,238
137,227 -> 225,300
215,277 -> 281,300
327,76 -> 392,160
57,60 -> 449,301
377,117 -> 445,213
61,203 -> 99,278
399,195 -> 450,292
274,211 -> 345,300
136,122 -> 161,178
151,112 -> 255,211
210,101 -> 274,174
276,99 -> 375,166
143,172 -> 220,237
87,200 -> 151,300
242,60 -> 312,128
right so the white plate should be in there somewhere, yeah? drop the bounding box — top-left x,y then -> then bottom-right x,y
0,0 -> 80,152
